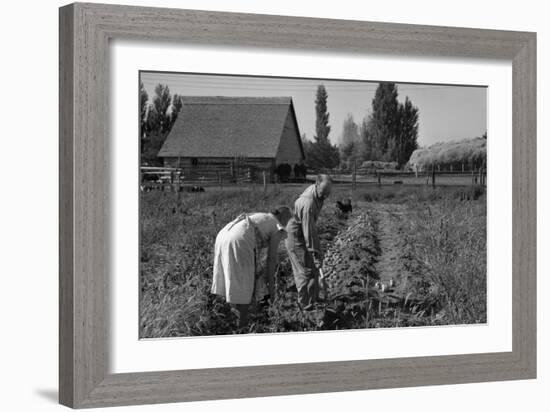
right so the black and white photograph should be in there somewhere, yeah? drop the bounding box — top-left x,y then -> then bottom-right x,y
139,71 -> 487,338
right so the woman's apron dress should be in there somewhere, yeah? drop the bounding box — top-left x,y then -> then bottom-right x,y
211,213 -> 284,304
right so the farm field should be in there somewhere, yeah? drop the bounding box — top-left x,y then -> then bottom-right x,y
139,183 -> 487,338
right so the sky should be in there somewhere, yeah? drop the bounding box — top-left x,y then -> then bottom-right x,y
140,72 -> 487,148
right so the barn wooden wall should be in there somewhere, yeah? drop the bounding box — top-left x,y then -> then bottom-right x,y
163,157 -> 274,169
275,108 -> 304,166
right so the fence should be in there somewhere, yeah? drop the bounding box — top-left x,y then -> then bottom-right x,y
312,162 -> 487,190
141,163 -> 486,193
140,164 -> 271,191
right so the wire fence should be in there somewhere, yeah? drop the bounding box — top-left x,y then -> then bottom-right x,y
140,165 -> 272,191
140,163 -> 486,192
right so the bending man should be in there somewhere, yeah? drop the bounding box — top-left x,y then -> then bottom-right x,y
285,174 -> 332,309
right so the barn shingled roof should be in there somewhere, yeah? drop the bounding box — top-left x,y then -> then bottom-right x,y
157,96 -> 304,159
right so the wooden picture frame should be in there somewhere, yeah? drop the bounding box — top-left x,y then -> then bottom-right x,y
59,2 -> 536,408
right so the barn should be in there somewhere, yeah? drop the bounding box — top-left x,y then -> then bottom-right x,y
157,96 -> 305,181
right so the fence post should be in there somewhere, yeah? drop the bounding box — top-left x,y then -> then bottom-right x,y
175,172 -> 180,200
175,157 -> 181,196
478,167 -> 482,186
352,160 -> 357,191
263,170 -> 267,193
432,166 -> 436,188
170,170 -> 175,192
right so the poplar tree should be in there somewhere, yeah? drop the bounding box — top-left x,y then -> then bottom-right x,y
139,81 -> 149,135
340,113 -> 362,165
361,82 -> 419,167
315,85 -> 331,143
170,94 -> 183,130
304,85 -> 339,169
146,84 -> 172,134
396,97 -> 419,167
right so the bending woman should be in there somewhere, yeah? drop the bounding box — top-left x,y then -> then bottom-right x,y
211,206 -> 292,328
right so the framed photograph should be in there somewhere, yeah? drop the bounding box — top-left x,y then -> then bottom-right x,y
59,3 -> 536,408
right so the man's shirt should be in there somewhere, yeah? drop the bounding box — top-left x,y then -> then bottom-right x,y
286,184 -> 324,254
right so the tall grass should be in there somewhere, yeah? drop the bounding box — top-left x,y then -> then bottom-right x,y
403,198 -> 487,324
361,185 -> 485,203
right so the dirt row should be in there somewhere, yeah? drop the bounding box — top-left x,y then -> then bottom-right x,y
370,204 -> 414,295
300,202 -> 436,329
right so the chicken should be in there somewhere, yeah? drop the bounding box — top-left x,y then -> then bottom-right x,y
336,198 -> 353,214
